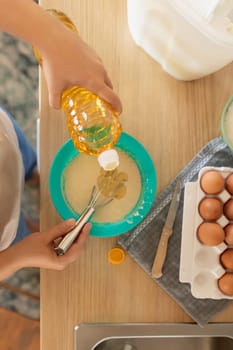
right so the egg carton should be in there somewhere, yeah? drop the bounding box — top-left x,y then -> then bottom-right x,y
180,166 -> 233,299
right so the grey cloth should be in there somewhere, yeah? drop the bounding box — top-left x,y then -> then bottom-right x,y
118,137 -> 233,327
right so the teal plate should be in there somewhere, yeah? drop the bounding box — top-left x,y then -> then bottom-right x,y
49,132 -> 157,237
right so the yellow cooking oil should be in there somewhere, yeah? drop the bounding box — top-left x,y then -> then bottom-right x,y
62,86 -> 121,155
35,9 -> 122,156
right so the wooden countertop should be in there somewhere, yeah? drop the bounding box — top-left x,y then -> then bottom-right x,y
40,1 -> 233,349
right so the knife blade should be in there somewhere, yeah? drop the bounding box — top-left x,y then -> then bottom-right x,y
151,180 -> 181,278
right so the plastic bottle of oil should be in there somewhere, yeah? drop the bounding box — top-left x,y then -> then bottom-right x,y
35,9 -> 122,165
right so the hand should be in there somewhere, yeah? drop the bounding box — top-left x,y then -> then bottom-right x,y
0,1 -> 122,113
41,21 -> 122,113
12,219 -> 91,271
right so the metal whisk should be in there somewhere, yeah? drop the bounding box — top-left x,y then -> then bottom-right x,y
54,176 -> 127,256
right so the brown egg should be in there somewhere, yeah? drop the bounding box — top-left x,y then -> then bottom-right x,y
220,249 -> 233,270
223,199 -> 233,220
225,173 -> 233,195
197,222 -> 225,246
198,197 -> 223,221
224,224 -> 233,245
218,273 -> 233,296
200,170 -> 225,194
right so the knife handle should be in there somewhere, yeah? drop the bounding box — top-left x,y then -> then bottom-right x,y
151,226 -> 173,278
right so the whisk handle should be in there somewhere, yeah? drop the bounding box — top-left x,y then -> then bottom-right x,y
54,207 -> 95,256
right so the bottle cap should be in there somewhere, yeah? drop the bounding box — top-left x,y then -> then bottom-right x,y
98,149 -> 119,171
108,247 -> 125,264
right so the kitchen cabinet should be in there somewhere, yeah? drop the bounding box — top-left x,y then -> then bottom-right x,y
39,1 -> 233,349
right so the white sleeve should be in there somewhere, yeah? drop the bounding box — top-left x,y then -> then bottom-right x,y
0,110 -> 24,250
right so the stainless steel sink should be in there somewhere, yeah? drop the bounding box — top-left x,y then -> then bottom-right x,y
74,323 -> 233,350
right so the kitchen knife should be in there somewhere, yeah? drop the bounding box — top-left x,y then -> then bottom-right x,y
151,181 -> 181,278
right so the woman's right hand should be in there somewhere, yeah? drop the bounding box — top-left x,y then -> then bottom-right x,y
16,219 -> 91,270
0,1 -> 122,114
40,14 -> 122,113
0,219 -> 90,280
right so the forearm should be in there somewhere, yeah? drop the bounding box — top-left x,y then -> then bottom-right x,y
0,0 -> 65,56
0,245 -> 23,280
0,0 -> 122,112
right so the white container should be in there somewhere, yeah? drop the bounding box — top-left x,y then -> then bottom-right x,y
127,0 -> 233,80
180,166 -> 233,299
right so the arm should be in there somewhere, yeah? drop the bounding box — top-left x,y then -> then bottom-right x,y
0,0 -> 122,112
0,219 -> 90,280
